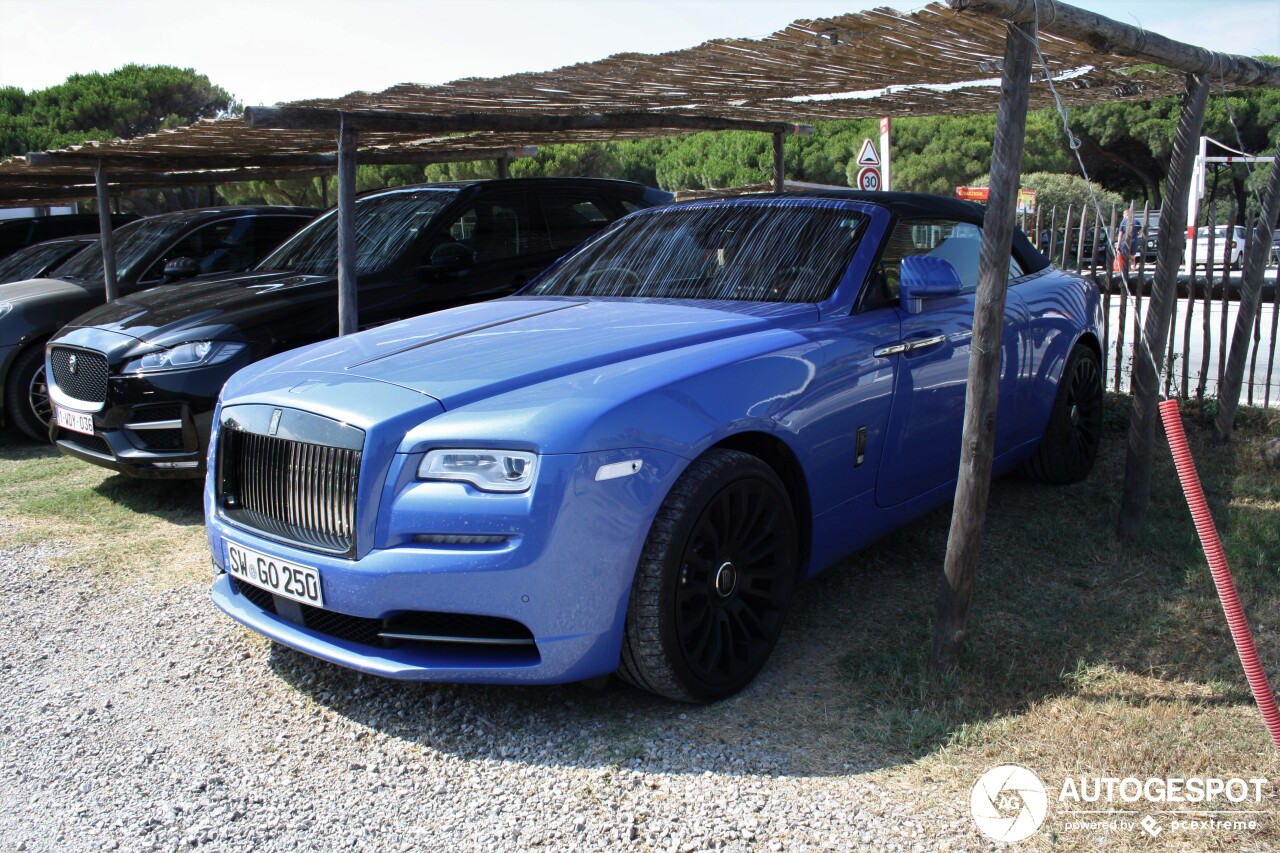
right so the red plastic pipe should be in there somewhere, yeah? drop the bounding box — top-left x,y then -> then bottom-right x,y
1159,398 -> 1280,751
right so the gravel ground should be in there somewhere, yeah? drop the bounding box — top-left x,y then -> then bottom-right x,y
0,540 -> 993,853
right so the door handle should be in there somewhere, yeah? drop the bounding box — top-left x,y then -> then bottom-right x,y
873,334 -> 947,358
904,334 -> 946,352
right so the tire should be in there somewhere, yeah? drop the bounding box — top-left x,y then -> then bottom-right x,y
4,344 -> 52,442
1021,343 -> 1104,484
618,449 -> 799,703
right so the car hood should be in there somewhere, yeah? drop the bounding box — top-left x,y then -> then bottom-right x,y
233,296 -> 819,412
60,270 -> 330,342
0,276 -> 100,303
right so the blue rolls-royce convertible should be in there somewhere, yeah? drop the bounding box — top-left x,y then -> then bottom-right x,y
204,191 -> 1104,702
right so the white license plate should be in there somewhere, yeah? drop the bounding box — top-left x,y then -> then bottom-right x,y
55,405 -> 95,436
224,539 -> 324,607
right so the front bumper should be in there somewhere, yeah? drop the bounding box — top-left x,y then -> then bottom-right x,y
206,445 -> 686,685
50,358 -> 243,479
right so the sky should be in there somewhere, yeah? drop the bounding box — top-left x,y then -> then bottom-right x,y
1,0 -> 1277,106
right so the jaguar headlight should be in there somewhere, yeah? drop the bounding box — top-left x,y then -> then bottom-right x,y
418,449 -> 538,493
125,341 -> 246,373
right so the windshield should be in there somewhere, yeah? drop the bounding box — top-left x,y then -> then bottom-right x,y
529,203 -> 868,303
53,217 -> 189,283
256,188 -> 457,276
0,240 -> 90,282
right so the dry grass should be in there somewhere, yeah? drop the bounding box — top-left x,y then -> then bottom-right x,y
0,436 -> 207,588
1,398 -> 1278,851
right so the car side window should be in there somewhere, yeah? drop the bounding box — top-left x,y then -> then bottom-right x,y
138,217 -> 262,282
538,192 -> 628,253
862,219 -> 1021,310
242,216 -> 311,262
436,194 -> 533,265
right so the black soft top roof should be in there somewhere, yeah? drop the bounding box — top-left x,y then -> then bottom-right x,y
675,189 -> 1051,275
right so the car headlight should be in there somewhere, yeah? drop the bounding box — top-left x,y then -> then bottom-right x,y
124,341 -> 247,373
418,448 -> 538,493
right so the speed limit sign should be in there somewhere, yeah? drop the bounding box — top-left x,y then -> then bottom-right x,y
857,166 -> 881,192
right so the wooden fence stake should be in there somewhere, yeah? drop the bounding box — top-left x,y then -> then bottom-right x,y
1215,145 -> 1280,441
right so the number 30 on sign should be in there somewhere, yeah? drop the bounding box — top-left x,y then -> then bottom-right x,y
857,166 -> 881,192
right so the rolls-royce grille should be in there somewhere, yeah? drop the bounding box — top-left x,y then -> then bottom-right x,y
219,428 -> 361,555
49,347 -> 109,403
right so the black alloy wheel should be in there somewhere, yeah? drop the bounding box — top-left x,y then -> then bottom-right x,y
1021,343 -> 1104,484
619,449 -> 798,702
4,344 -> 52,442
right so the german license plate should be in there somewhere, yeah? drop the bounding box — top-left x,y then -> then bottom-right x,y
55,405 -> 95,436
224,539 -> 324,607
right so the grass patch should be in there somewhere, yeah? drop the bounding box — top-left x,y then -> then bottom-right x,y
0,433 -> 206,587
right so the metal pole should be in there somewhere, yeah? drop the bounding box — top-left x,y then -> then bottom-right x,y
336,118 -> 359,337
94,161 -> 119,303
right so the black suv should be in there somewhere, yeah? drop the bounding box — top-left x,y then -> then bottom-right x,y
1,206 -> 317,440
46,178 -> 672,477
0,213 -> 135,261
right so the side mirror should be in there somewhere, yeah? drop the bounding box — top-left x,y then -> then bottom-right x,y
162,256 -> 200,282
429,242 -> 475,272
899,255 -> 962,315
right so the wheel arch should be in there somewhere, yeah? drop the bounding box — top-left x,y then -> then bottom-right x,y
0,333 -> 51,426
709,430 -> 813,574
1074,330 -> 1102,364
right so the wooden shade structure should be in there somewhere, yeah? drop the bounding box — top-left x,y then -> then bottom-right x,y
5,0 -> 1262,207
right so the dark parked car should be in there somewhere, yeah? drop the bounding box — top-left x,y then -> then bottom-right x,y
0,212 -> 135,261
47,178 -> 672,476
1,206 -> 317,440
202,191 -> 1104,702
0,235 -> 95,284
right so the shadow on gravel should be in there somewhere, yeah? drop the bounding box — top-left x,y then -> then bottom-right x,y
259,401 -> 1273,779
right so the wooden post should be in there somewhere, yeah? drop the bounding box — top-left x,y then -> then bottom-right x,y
1048,205 -> 1059,266
1061,204 -> 1073,267
496,157 -> 510,180
94,161 -> 119,303
1074,206 -> 1088,270
1215,145 -> 1280,441
1182,215 -> 1200,397
321,176 -> 329,209
931,18 -> 1035,672
772,132 -> 785,193
336,119 -> 359,337
1116,73 -> 1210,540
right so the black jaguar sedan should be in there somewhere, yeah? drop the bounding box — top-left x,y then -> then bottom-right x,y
46,178 -> 671,477
1,206 -> 317,440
